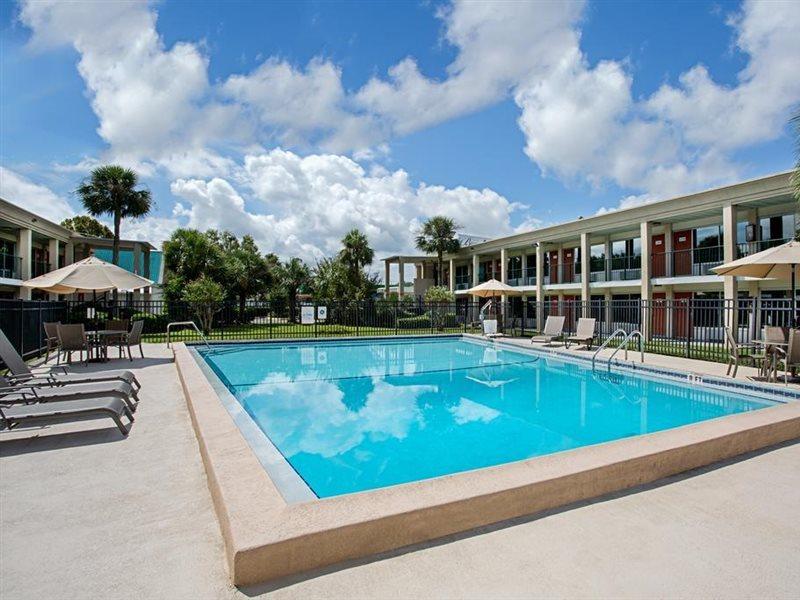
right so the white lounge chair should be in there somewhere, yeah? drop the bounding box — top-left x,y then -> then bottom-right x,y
531,316 -> 565,346
566,318 -> 596,349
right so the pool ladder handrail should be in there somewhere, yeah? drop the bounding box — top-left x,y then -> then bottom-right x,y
605,330 -> 644,371
591,328 -> 628,371
166,320 -> 211,349
592,329 -> 645,372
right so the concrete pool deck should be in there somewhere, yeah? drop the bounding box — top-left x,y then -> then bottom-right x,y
2,341 -> 800,598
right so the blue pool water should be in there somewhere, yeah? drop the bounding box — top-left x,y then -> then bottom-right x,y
199,337 -> 775,498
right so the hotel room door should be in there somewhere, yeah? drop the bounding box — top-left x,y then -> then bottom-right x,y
672,230 -> 692,276
651,234 -> 666,278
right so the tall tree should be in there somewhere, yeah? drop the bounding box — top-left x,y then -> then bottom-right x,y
225,235 -> 271,321
339,229 -> 374,279
76,165 -> 152,265
60,215 -> 113,238
276,258 -> 311,323
163,228 -> 225,282
415,216 -> 461,286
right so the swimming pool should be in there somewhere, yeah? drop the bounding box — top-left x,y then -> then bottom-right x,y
199,336 -> 777,498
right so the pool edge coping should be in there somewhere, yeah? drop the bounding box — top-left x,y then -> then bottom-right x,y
173,340 -> 800,587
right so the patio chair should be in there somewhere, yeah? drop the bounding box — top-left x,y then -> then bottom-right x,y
0,396 -> 133,436
121,321 -> 145,361
760,326 -> 788,379
531,316 -> 566,346
57,323 -> 91,365
725,327 -> 764,377
0,375 -> 140,413
774,329 -> 800,386
105,319 -> 129,358
43,321 -> 61,364
0,328 -> 140,390
724,328 -> 759,378
566,318 -> 596,349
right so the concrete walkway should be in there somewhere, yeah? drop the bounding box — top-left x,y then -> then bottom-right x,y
2,343 -> 799,599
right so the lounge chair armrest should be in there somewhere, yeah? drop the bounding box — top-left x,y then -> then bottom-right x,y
29,364 -> 69,375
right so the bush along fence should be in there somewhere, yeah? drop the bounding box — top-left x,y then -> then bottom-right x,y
0,296 -> 795,364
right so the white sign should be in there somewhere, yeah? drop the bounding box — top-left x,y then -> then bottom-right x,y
301,305 -> 314,325
316,306 -> 327,321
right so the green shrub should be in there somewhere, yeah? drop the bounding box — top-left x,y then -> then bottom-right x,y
130,311 -> 170,333
397,315 -> 432,329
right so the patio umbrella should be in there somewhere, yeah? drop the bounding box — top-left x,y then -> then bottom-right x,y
712,240 -> 800,325
465,278 -> 522,322
465,278 -> 522,298
22,256 -> 153,294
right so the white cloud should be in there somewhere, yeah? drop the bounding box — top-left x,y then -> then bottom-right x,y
355,1 -> 584,135
0,167 -> 74,223
516,0 -> 800,211
19,0 -> 239,178
166,148 -> 521,261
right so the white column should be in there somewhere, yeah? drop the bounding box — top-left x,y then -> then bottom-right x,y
535,244 -> 544,329
472,254 -> 479,286
722,203 -> 738,334
449,258 -> 455,292
640,221 -> 652,340
384,260 -> 390,297
398,258 -> 405,297
604,236 -> 612,281
580,232 -> 590,315
48,239 -> 60,300
499,248 -> 507,318
17,228 -> 32,300
64,241 -> 74,266
521,252 -> 528,287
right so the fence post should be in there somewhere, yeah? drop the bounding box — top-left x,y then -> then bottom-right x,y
37,300 -> 43,357
395,300 -> 399,336
356,301 -> 360,337
685,299 -> 691,358
18,299 -> 24,358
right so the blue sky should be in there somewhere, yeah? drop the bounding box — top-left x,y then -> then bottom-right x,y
1,0 -> 798,265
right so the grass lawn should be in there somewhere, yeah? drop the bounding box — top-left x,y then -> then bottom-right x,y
144,323 -> 480,343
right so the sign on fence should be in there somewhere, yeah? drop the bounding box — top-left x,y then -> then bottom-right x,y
301,305 -> 314,324
317,305 -> 327,321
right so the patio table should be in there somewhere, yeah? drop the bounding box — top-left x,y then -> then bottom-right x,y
85,330 -> 120,363
752,339 -> 789,381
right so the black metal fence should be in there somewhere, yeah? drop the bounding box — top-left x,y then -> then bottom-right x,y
0,296 -> 796,364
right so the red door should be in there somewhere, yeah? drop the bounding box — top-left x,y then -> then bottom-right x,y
673,230 -> 692,276
652,234 -> 666,278
672,292 -> 693,338
549,251 -> 559,283
652,292 -> 666,336
563,249 -> 575,283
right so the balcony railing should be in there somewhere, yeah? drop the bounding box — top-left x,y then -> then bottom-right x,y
652,245 -> 724,278
0,253 -> 22,279
737,237 -> 792,258
455,281 -> 470,291
589,256 -> 642,282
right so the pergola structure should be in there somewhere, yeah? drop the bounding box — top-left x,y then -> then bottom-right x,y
382,255 -> 439,298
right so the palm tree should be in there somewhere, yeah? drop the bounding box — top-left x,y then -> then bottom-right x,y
339,229 -> 374,276
277,258 -> 311,323
415,216 -> 461,286
76,165 -> 152,265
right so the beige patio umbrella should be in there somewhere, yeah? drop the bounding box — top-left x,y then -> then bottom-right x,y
22,256 -> 153,294
465,278 -> 522,297
712,240 -> 800,325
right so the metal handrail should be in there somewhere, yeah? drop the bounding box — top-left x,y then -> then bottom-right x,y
591,328 -> 628,371
166,321 -> 211,349
606,330 -> 644,371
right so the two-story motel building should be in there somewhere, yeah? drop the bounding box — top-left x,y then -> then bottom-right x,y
383,171 -> 798,327
0,198 -> 159,300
